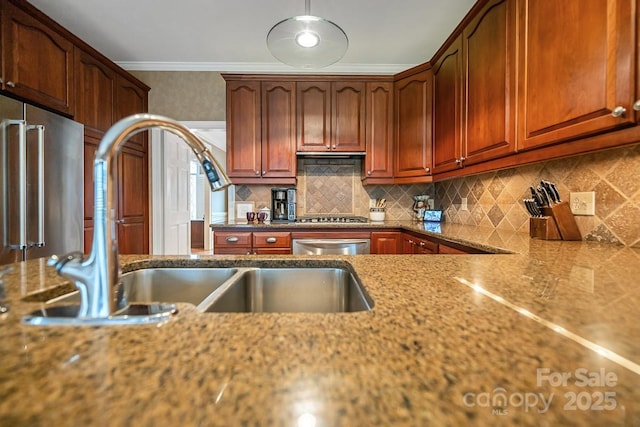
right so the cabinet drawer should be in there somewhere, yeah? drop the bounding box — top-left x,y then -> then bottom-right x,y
214,231 -> 252,247
253,232 -> 291,248
416,238 -> 438,254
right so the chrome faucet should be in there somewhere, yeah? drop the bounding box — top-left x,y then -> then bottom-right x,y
47,114 -> 231,319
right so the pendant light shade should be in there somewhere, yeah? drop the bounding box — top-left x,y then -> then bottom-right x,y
267,0 -> 348,69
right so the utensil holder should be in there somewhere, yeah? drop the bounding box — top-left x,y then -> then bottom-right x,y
529,201 -> 581,241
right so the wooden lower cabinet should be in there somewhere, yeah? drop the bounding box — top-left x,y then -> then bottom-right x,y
116,146 -> 148,254
214,231 -> 292,255
402,233 -> 438,254
438,243 -> 468,254
371,232 -> 403,254
253,232 -> 291,254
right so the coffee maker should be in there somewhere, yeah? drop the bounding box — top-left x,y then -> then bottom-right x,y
271,188 -> 296,222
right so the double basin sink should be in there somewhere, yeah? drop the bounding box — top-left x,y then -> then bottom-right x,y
45,265 -> 374,314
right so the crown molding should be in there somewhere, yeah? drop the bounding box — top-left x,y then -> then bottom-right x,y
115,61 -> 415,75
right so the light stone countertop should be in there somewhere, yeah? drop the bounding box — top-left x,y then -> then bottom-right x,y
1,223 -> 639,426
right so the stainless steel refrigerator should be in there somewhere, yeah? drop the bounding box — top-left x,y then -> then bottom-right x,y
0,95 -> 83,265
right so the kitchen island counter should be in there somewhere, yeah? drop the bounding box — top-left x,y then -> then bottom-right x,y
1,227 -> 639,426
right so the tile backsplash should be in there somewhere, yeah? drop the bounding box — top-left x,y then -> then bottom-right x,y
233,144 -> 639,247
234,158 -> 434,220
436,144 -> 640,247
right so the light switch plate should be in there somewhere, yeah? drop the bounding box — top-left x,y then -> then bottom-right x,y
460,197 -> 468,211
569,192 -> 595,216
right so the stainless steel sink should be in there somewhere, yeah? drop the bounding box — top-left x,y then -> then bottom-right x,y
47,268 -> 239,310
202,267 -> 373,313
44,266 -> 373,314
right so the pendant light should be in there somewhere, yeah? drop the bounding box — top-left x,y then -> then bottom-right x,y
266,0 -> 348,69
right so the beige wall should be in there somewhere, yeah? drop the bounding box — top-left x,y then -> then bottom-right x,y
130,71 -> 226,121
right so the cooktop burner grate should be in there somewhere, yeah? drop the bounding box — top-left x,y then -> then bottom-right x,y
295,215 -> 369,224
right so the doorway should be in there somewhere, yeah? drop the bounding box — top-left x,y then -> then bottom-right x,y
150,121 -> 226,255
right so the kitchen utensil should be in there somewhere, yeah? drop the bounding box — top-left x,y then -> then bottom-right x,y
523,199 -> 535,217
530,186 -> 544,209
541,181 -> 557,204
537,185 -> 550,206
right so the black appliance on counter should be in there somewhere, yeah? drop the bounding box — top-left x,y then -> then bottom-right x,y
271,188 -> 296,222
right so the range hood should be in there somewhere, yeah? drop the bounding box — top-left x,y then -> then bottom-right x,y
296,151 -> 365,158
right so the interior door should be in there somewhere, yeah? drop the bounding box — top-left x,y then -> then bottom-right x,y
162,131 -> 192,255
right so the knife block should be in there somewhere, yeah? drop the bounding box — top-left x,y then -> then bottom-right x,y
530,201 -> 582,241
529,216 -> 561,240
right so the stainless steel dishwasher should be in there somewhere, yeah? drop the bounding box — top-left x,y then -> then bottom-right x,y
292,239 -> 370,255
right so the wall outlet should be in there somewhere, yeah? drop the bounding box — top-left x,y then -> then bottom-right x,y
569,191 -> 595,216
461,197 -> 468,211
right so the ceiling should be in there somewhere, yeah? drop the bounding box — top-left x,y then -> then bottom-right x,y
29,0 -> 477,74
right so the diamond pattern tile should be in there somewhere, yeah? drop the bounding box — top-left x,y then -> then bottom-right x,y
434,143 -> 640,246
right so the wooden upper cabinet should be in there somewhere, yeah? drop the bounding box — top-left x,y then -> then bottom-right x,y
261,81 -> 297,178
115,74 -> 148,152
432,35 -> 463,175
225,78 -> 296,183
297,81 -> 365,152
331,81 -> 366,151
394,69 -> 432,179
363,81 -> 394,182
463,0 -> 516,165
1,1 -> 74,115
517,0 -> 636,150
75,49 -> 115,137
297,81 -> 331,152
226,80 -> 261,178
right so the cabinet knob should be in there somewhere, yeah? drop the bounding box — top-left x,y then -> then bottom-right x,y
408,240 -> 414,244
611,106 -> 627,117
6,81 -> 15,88
633,100 -> 640,111
424,167 -> 430,174
419,242 -> 425,247
326,145 -> 331,149
226,236 -> 239,243
332,145 -> 336,149
262,170 -> 266,175
266,237 -> 277,243
255,171 -> 260,175
455,157 -> 466,166
367,170 -> 371,175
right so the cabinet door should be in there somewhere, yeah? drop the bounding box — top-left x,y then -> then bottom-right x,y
226,80 -> 262,177
394,70 -> 432,178
331,81 -> 366,151
117,147 -> 149,254
115,74 -> 148,152
517,0 -> 636,150
402,234 -> 418,254
463,0 -> 516,165
432,36 -> 463,174
261,81 -> 296,178
2,2 -> 75,115
371,232 -> 402,254
75,49 -> 116,137
364,82 -> 394,180
297,81 -> 331,152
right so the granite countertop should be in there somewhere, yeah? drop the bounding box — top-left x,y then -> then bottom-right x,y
1,223 -> 640,426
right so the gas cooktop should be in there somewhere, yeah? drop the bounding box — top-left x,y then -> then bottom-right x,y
295,215 -> 369,224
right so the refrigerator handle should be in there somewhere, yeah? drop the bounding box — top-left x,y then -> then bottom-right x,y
3,119 -> 27,250
27,124 -> 45,247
